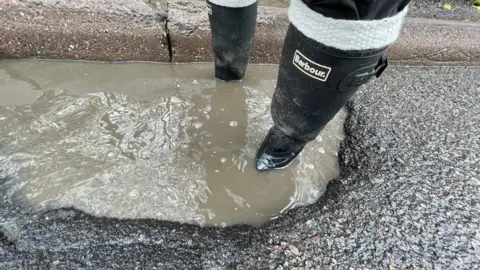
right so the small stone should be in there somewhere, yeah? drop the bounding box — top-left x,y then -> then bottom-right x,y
289,245 -> 301,256
193,122 -> 203,129
337,218 -> 347,223
280,242 -> 287,247
52,260 -> 60,265
129,189 -> 138,197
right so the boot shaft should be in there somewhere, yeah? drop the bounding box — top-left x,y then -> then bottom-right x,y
272,24 -> 388,142
207,0 -> 258,81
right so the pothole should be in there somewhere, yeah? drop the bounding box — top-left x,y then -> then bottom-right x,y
0,60 -> 346,227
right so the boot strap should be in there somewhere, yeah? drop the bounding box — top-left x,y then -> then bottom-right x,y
337,54 -> 388,93
375,55 -> 389,78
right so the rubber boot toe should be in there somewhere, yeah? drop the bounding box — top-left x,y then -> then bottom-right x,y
256,127 -> 306,171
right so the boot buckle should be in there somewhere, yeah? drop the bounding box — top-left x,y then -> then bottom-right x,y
374,55 -> 389,78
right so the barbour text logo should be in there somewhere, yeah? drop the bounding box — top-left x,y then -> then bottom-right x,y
293,50 -> 331,82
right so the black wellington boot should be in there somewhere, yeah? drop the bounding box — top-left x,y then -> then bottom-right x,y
207,0 -> 258,81
256,24 -> 389,171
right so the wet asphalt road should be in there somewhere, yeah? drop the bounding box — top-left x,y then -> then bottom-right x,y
408,0 -> 480,21
1,65 -> 479,269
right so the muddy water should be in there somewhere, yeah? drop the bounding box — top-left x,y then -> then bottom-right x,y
0,60 -> 346,226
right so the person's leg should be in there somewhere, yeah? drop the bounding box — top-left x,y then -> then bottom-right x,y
207,0 -> 258,81
256,0 -> 411,171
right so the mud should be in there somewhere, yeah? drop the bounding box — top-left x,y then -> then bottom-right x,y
0,60 -> 346,226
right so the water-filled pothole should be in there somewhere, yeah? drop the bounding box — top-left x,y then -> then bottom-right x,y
0,60 -> 346,226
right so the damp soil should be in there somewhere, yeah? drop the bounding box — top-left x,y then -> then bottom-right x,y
259,0 -> 289,8
0,60 -> 346,227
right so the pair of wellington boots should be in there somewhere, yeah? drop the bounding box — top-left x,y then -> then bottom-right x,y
207,1 -> 390,172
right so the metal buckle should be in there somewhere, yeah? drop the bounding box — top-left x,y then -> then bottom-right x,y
374,55 -> 389,78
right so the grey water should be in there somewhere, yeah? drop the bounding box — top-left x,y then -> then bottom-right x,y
0,60 -> 346,226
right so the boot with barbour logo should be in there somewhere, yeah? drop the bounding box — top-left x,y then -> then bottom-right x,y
256,0 -> 411,171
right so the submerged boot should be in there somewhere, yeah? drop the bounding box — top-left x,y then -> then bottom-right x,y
255,25 -> 390,170
256,25 -> 390,171
256,0 -> 408,171
256,126 -> 307,171
207,0 -> 258,81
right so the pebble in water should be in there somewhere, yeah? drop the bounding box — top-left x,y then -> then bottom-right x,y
220,158 -> 227,163
129,189 -> 138,197
193,122 -> 203,129
229,121 -> 238,127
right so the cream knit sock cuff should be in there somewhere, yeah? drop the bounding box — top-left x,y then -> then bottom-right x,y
288,0 -> 409,51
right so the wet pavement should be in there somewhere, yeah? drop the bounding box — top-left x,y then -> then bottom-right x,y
258,0 -> 480,21
1,64 -> 479,269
